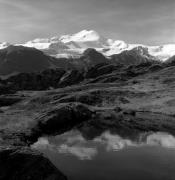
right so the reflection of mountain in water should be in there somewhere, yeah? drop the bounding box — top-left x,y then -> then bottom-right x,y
33,127 -> 175,160
32,121 -> 175,180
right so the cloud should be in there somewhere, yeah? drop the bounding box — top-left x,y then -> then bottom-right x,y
0,0 -> 175,44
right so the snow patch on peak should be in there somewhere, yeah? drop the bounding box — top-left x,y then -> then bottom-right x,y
59,30 -> 109,49
73,30 -> 100,41
23,41 -> 51,49
50,36 -> 60,42
21,37 -> 67,51
60,30 -> 101,43
148,44 -> 175,61
28,38 -> 50,43
110,40 -> 128,49
0,42 -> 10,49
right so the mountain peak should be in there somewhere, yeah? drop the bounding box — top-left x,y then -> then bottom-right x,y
132,46 -> 149,54
0,42 -> 11,49
1,30 -> 175,61
60,30 -> 101,43
74,30 -> 100,40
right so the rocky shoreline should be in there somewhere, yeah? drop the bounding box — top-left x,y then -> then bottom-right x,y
0,100 -> 175,179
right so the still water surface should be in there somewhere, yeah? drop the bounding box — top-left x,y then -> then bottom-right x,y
32,130 -> 175,180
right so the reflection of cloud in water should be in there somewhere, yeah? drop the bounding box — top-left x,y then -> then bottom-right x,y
32,133 -> 97,160
58,144 -> 97,160
32,131 -> 175,160
34,137 -> 50,146
94,131 -> 175,151
94,132 -> 136,151
146,132 -> 175,148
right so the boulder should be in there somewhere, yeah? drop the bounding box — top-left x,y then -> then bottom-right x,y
0,147 -> 67,180
25,103 -> 94,143
35,103 -> 93,133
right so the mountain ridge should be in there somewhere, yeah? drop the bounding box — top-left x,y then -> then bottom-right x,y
1,30 -> 175,61
0,44 -> 162,76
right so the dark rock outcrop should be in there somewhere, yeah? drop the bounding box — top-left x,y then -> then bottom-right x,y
0,102 -> 94,146
0,68 -> 66,91
111,46 -> 156,66
31,103 -> 94,137
0,147 -> 67,180
85,63 -> 119,79
165,55 -> 175,66
59,70 -> 84,87
81,48 -> 108,68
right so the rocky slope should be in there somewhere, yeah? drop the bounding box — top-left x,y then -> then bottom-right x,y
0,147 -> 67,180
0,45 -> 160,77
110,46 -> 157,65
0,61 -> 174,145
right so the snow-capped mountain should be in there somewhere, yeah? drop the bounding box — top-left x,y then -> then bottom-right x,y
59,30 -> 109,49
19,38 -> 72,58
148,44 -> 175,61
60,30 -> 101,43
1,30 -> 175,61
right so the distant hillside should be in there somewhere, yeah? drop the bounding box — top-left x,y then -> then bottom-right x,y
0,46 -> 53,75
0,45 -> 163,77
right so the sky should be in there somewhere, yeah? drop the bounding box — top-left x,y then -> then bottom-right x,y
0,0 -> 175,45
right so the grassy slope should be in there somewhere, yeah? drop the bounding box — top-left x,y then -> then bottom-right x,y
0,65 -> 175,145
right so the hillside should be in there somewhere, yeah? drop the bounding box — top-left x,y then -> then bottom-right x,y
0,46 -> 53,75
